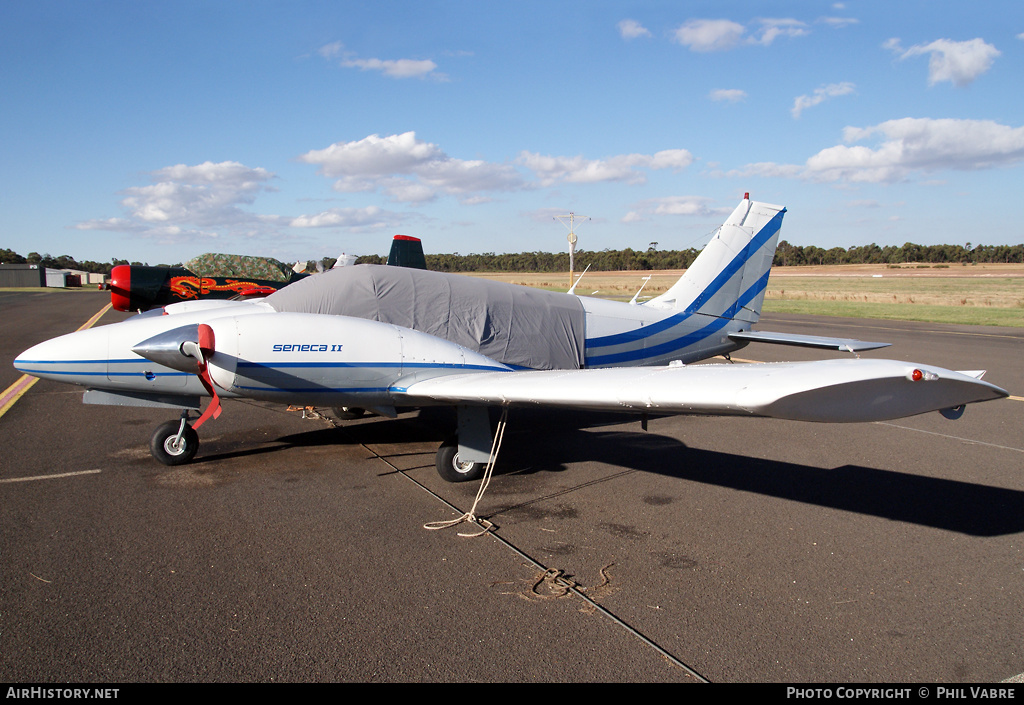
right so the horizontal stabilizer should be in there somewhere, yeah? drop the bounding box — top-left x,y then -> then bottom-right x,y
399,358 -> 1007,423
729,330 -> 890,353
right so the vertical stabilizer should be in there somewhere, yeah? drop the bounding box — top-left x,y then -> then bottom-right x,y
645,195 -> 785,323
386,235 -> 427,270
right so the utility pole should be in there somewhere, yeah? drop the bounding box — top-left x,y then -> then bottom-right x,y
554,212 -> 589,289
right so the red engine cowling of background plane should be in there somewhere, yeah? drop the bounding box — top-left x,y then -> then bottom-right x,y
107,264 -> 184,312
107,264 -> 134,312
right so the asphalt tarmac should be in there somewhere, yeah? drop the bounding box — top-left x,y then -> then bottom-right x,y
1,289 -> 1022,683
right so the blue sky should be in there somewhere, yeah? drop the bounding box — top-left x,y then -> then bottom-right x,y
2,1 -> 1023,265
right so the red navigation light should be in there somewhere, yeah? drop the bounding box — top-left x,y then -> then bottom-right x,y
744,192 -> 749,200
911,369 -> 923,382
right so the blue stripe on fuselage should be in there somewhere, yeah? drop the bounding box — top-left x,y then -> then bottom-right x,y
585,208 -> 783,352
584,268 -> 770,367
235,361 -> 507,372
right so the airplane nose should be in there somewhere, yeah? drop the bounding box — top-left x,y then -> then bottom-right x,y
13,338 -> 66,381
13,328 -> 109,385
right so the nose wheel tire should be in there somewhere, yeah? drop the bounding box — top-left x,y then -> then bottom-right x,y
435,438 -> 485,483
150,420 -> 199,466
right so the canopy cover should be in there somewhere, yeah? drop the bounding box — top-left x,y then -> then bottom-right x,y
265,265 -> 586,370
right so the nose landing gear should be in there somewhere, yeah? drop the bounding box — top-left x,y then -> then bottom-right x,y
150,412 -> 199,466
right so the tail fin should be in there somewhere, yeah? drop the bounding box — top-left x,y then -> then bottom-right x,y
646,194 -> 785,323
386,235 -> 427,270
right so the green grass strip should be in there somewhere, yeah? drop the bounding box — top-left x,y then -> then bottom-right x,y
763,299 -> 1024,328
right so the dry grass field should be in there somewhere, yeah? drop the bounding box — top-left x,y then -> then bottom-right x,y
469,263 -> 1024,327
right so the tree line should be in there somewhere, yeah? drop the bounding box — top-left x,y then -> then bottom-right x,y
3,240 -> 1023,277
774,241 -> 1024,267
366,241 -> 1024,272
0,250 -> 119,274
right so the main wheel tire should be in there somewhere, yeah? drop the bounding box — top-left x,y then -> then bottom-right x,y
435,438 -> 485,483
150,420 -> 199,466
330,406 -> 366,420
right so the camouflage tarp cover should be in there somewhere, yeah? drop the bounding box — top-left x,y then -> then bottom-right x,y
184,253 -> 292,282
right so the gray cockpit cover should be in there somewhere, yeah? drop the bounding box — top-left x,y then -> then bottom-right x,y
264,265 -> 585,370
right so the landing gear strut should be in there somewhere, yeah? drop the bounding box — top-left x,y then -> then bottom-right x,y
150,413 -> 199,466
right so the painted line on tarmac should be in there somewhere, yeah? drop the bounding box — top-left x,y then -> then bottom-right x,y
874,422 -> 1024,453
75,303 -> 113,332
0,303 -> 112,421
0,469 -> 102,484
0,374 -> 40,417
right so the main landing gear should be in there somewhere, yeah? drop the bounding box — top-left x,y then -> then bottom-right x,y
150,412 -> 199,466
435,437 -> 485,483
431,405 -> 500,483
144,405 -> 504,483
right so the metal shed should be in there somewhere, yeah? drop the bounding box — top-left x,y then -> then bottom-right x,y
0,264 -> 46,287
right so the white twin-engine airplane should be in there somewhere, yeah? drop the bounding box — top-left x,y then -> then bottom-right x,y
14,196 -> 1008,483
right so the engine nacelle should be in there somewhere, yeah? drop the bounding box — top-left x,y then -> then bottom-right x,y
206,313 -> 508,407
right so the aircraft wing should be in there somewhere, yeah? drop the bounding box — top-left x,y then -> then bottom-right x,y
398,358 -> 1007,423
729,330 -> 890,352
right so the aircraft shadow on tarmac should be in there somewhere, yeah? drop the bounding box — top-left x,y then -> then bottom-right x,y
196,406 -> 1024,538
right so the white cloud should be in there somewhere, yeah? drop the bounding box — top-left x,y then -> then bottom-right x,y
819,17 -> 859,28
791,82 -> 855,118
289,206 -> 405,230
340,57 -> 440,80
74,217 -> 136,232
720,162 -> 803,179
316,41 -> 344,59
751,18 -> 809,46
673,17 -> 807,51
673,19 -> 746,52
316,40 -> 444,80
300,133 -> 443,178
730,118 -> 1024,184
300,133 -> 695,202
617,19 -> 651,40
516,149 -> 693,186
823,118 -> 1024,178
710,88 -> 747,103
74,159 -> 409,243
115,160 -> 272,224
77,161 -> 276,237
623,196 -> 719,222
298,132 -> 523,203
889,38 -> 1001,87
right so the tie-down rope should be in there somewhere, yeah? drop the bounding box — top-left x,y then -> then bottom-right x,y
424,406 -> 510,537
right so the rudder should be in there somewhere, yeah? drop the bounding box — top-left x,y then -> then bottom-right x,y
646,195 -> 785,324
